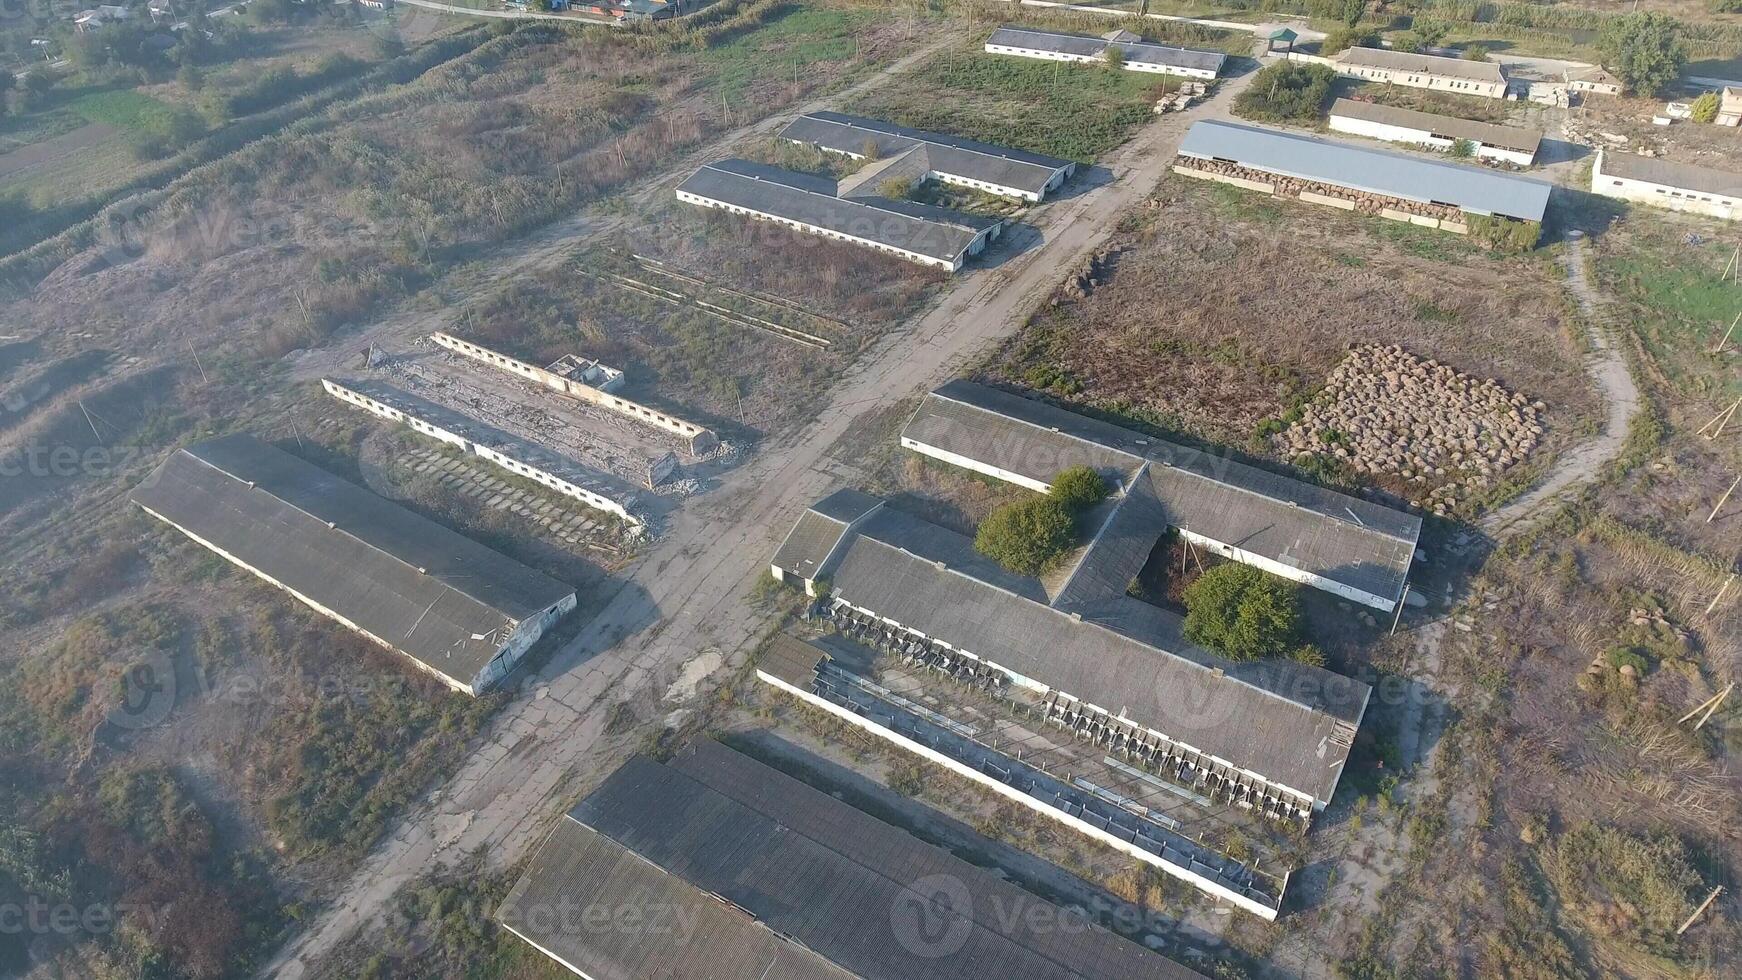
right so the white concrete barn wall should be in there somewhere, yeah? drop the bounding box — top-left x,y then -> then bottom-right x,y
902,436 -> 1402,612
1591,155 -> 1740,221
322,379 -> 640,525
758,668 -> 1284,919
474,594 -> 578,691
1335,63 -> 1507,99
675,188 -> 969,271
828,591 -> 1320,814
430,333 -> 717,453
136,503 -> 494,696
983,42 -> 1219,80
1326,113 -> 1535,166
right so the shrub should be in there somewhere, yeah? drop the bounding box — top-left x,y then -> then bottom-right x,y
1233,62 -> 1337,124
1466,214 -> 1541,253
879,176 -> 914,200
1462,43 -> 1491,61
1049,465 -> 1109,509
974,495 -> 1077,575
1449,137 -> 1476,158
1321,26 -> 1381,54
1392,31 -> 1426,53
1104,45 -> 1125,69
1182,564 -> 1305,661
1598,13 -> 1688,97
1689,90 -> 1720,123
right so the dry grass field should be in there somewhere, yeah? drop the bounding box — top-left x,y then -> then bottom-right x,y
982,174 -> 1601,514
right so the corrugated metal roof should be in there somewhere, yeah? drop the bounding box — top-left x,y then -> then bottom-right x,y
498,742 -> 1207,980
823,507 -> 1368,803
780,110 -> 1075,187
1329,98 -> 1542,155
1178,120 -> 1551,222
759,634 -> 829,688
677,159 -> 995,263
986,25 -> 1226,74
771,488 -> 883,580
1339,46 -> 1506,84
130,435 -> 573,685
904,381 -> 1419,604
1597,150 -> 1742,198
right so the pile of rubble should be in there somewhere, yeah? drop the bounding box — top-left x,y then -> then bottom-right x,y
1060,248 -> 1115,300
1273,345 -> 1544,516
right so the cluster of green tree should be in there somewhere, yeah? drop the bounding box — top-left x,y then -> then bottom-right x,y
973,465 -> 1109,575
1466,214 -> 1541,254
1182,563 -> 1324,664
1232,62 -> 1337,124
1598,13 -> 1688,98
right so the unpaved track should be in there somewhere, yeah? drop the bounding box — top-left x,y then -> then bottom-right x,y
264,68 -> 1259,979
1482,237 -> 1638,535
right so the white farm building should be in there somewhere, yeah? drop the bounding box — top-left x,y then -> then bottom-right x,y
1336,47 -> 1508,99
1592,151 -> 1742,221
1328,98 -> 1541,166
985,25 -> 1226,80
131,435 -> 576,695
777,111 -> 1075,202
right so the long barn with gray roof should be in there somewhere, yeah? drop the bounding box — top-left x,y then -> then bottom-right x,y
899,380 -> 1421,612
498,739 -> 1205,980
130,434 -> 576,695
778,110 -> 1076,199
986,26 -> 1226,79
1176,120 -> 1551,230
769,493 -> 1371,820
676,158 -> 1004,271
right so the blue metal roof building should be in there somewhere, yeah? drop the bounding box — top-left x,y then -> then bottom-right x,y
1178,120 -> 1552,223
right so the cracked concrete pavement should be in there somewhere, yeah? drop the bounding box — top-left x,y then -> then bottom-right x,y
263,60 -> 1263,980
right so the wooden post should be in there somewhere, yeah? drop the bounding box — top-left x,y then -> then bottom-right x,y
1705,574 -> 1735,617
1708,474 -> 1741,524
1700,397 -> 1741,439
1693,685 -> 1733,731
1676,886 -> 1723,936
1715,311 -> 1741,352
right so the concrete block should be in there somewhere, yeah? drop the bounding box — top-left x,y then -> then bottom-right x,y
1439,219 -> 1468,234
1379,208 -> 1416,223
1300,190 -> 1356,211
1408,214 -> 1440,229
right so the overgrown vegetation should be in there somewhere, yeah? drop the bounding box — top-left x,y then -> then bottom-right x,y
1233,62 -> 1336,124
973,465 -> 1109,574
1466,214 -> 1542,254
1597,12 -> 1689,97
1181,563 -> 1307,662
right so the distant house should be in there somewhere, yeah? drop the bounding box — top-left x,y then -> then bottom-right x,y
1592,151 -> 1742,221
73,6 -> 131,31
147,0 -> 173,19
1337,47 -> 1508,99
583,0 -> 675,18
1328,98 -> 1542,166
984,25 -> 1226,80
356,0 -> 393,9
1717,87 -> 1742,127
1565,65 -> 1623,96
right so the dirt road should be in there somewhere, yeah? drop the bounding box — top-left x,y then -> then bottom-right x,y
264,64 -> 1260,980
1482,237 -> 1639,535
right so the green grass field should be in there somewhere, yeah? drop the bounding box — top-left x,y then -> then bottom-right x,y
67,89 -> 183,132
699,5 -> 884,103
852,43 -> 1170,161
1600,235 -> 1742,401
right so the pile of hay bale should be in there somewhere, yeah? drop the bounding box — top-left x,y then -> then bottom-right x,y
1274,344 -> 1544,516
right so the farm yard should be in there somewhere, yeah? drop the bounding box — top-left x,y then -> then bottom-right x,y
982,174 -> 1601,517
